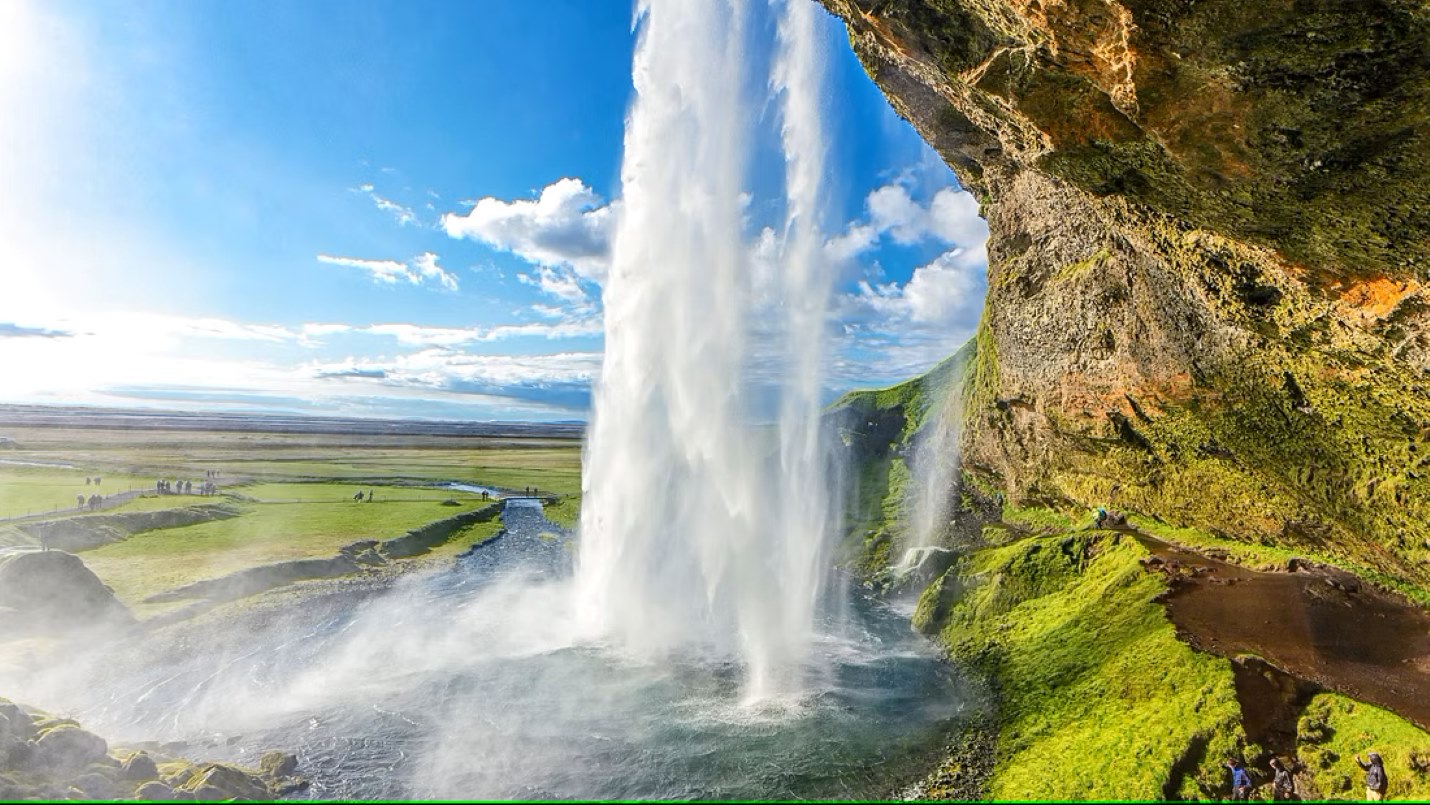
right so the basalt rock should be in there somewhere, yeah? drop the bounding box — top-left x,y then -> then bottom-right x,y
818,0 -> 1430,588
0,697 -> 295,802
0,550 -> 135,636
29,724 -> 109,772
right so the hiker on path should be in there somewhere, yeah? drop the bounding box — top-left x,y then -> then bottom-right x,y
1270,757 -> 1296,801
1356,753 -> 1388,801
1226,759 -> 1252,801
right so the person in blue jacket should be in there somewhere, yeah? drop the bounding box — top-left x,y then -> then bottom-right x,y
1226,758 -> 1253,801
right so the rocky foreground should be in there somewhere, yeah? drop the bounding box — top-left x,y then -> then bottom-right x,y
0,698 -> 305,801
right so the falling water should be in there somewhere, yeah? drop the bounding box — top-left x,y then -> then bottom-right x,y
908,383 -> 962,550
576,0 -> 837,700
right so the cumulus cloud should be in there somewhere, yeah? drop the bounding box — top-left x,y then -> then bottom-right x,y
826,182 -> 987,262
517,266 -> 595,310
307,348 -> 601,411
849,246 -> 986,328
441,178 -> 613,278
317,252 -> 459,292
410,252 -> 459,292
826,244 -> 988,385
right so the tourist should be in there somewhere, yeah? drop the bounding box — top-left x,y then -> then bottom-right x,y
1356,752 -> 1388,801
1226,759 -> 1252,801
76,493 -> 85,509
1094,506 -> 1108,529
1270,757 -> 1296,801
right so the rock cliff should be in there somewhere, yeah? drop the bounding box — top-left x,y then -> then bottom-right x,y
819,0 -> 1430,588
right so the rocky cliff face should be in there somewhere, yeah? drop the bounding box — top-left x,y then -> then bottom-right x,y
819,0 -> 1430,589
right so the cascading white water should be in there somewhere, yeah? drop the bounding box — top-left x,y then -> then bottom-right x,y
576,0 -> 836,701
907,384 -> 962,551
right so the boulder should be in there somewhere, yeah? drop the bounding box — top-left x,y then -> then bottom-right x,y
0,551 -> 134,635
1,737 -> 30,767
258,750 -> 298,779
121,750 -> 160,781
136,780 -> 176,801
177,763 -> 271,801
164,765 -> 197,789
29,724 -> 108,771
0,702 -> 34,742
71,770 -> 120,799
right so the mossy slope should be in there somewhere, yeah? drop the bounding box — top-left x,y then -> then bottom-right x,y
915,530 -> 1244,800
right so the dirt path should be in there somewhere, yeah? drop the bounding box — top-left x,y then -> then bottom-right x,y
1130,532 -> 1430,733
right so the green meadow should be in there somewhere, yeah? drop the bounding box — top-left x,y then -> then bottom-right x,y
0,423 -> 583,618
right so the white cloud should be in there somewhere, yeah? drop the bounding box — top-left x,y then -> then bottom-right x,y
317,254 -> 409,284
305,348 -> 601,411
317,252 -> 458,292
353,182 -> 417,226
359,317 -> 601,347
826,182 -> 987,262
410,252 -> 459,292
441,178 -> 613,278
373,196 -> 416,226
852,246 -> 985,328
518,266 -> 593,309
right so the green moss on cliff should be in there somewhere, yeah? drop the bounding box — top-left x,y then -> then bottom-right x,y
920,531 -> 1245,800
832,340 -> 980,577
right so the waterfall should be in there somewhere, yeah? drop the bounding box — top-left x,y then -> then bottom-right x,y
908,383 -> 962,550
575,0 -> 836,701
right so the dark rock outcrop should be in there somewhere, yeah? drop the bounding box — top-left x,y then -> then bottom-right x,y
818,0 -> 1430,587
0,550 -> 134,635
29,723 -> 107,772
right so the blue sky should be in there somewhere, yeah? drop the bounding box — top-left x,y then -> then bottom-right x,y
0,0 -> 987,421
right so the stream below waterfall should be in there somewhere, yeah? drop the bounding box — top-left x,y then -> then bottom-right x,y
26,501 -> 980,800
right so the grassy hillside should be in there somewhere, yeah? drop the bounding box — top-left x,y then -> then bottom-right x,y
915,530 -> 1245,800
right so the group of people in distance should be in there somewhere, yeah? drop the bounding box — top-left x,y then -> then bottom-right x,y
1227,752 -> 1389,801
75,493 -> 103,510
156,477 -> 217,496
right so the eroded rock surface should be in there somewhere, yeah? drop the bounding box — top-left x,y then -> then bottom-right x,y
819,0 -> 1430,586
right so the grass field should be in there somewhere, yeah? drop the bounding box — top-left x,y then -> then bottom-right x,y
0,426 -> 582,494
231,482 -> 487,503
0,421 -> 585,620
0,466 -> 157,519
83,498 -> 484,613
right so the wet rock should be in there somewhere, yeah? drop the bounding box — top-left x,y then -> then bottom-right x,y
258,750 -> 298,779
164,764 -> 197,789
72,770 -> 120,799
1,737 -> 30,767
121,751 -> 160,781
0,551 -> 135,635
31,717 -> 79,734
136,780 -> 176,801
177,763 -> 271,801
1325,572 -> 1361,594
276,776 -> 311,795
30,724 -> 108,771
0,702 -> 34,742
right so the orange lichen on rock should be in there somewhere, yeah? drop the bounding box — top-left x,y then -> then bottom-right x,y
1337,277 -> 1421,323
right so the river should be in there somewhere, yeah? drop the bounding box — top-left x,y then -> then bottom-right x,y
27,501 -> 979,800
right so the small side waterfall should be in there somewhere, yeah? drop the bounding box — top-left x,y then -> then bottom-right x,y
575,0 -> 838,701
